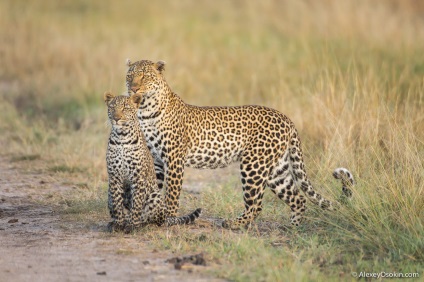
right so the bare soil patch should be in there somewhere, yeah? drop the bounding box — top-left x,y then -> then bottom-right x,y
0,156 -> 224,282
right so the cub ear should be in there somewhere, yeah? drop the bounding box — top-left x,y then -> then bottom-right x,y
126,58 -> 132,66
131,93 -> 143,108
155,60 -> 166,73
103,91 -> 115,105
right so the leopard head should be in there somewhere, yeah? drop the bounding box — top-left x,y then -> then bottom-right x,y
104,92 -> 143,128
125,59 -> 166,96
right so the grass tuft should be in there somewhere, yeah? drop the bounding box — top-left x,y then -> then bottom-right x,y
49,165 -> 86,174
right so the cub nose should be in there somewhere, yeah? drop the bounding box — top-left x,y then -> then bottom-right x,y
113,112 -> 122,121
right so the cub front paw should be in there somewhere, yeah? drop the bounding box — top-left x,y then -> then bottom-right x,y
107,221 -> 125,232
124,223 -> 144,234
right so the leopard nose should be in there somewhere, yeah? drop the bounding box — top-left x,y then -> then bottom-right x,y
131,86 -> 139,93
113,113 -> 121,121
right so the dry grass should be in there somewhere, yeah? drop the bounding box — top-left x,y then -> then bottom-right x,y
1,0 -> 423,281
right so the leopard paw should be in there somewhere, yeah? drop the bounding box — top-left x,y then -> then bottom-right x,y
123,223 -> 144,234
107,221 -> 125,233
222,219 -> 242,230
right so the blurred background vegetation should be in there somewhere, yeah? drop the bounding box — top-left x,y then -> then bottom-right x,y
1,0 -> 423,189
0,0 -> 423,280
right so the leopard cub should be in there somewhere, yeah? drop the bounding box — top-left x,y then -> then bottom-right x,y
104,91 -> 201,232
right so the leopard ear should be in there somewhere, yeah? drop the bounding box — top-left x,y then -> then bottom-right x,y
126,58 -> 132,66
103,91 -> 115,105
155,60 -> 165,73
131,93 -> 143,108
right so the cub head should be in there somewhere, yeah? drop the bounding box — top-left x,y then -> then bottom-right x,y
126,59 -> 166,96
103,92 -> 142,127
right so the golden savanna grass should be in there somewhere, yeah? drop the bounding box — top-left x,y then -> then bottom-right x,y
0,0 -> 423,281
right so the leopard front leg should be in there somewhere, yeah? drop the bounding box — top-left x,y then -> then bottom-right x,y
107,174 -> 126,232
153,157 -> 165,190
125,173 -> 148,232
164,157 -> 185,217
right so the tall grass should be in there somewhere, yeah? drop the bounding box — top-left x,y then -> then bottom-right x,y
0,0 -> 423,280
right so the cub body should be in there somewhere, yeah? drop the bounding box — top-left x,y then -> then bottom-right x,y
104,92 -> 201,231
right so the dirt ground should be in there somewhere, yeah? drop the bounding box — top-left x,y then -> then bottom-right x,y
0,156 -> 230,282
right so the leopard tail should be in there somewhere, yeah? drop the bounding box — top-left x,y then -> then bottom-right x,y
289,129 -> 354,210
165,208 -> 202,226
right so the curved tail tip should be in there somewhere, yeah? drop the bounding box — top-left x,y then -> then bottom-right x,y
333,167 -> 354,198
194,208 -> 202,216
333,167 -> 355,185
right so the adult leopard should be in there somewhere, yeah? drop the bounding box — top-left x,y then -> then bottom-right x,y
104,91 -> 201,232
125,59 -> 354,229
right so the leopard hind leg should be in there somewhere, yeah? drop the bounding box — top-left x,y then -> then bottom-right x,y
289,131 -> 334,210
222,154 -> 268,229
268,150 -> 307,226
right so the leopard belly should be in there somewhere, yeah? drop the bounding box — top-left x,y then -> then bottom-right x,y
185,140 -> 244,169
